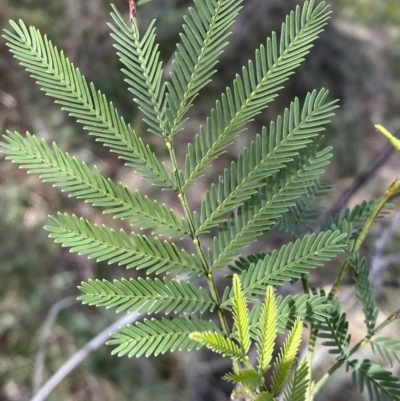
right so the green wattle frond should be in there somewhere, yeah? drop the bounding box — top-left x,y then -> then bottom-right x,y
232,274 -> 251,354
194,89 -> 337,234
316,301 -> 350,359
45,213 -> 202,275
209,145 -> 335,269
371,337 -> 400,368
352,256 -> 378,335
271,318 -> 303,395
283,360 -> 309,401
257,286 -> 277,374
224,230 -> 346,298
78,277 -> 215,315
189,331 -> 244,359
0,131 -> 189,238
109,6 -> 167,137
165,0 -> 243,138
347,359 -> 400,401
108,317 -> 219,357
2,19 -> 172,187
182,0 -> 331,189
224,369 -> 264,390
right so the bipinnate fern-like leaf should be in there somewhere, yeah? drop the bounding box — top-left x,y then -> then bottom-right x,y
209,144 -> 334,269
45,213 -> 202,275
109,7 -> 167,138
181,0 -> 331,189
189,331 -> 244,359
232,274 -> 251,354
352,256 -> 378,335
2,20 -> 172,187
232,230 -> 346,297
108,317 -> 219,357
316,301 -> 350,360
78,277 -> 215,315
371,337 -> 400,368
347,359 -> 400,401
0,132 -> 189,238
283,360 -> 309,401
271,318 -> 303,395
224,368 -> 264,390
165,0 -> 243,138
194,89 -> 337,234
257,286 -> 277,374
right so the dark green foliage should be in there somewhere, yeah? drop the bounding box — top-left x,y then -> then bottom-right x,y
283,361 -> 309,401
316,300 -> 350,360
371,338 -> 400,368
348,359 -> 400,401
352,256 -> 378,334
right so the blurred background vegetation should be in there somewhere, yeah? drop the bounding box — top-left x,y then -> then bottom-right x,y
1,0 -> 400,400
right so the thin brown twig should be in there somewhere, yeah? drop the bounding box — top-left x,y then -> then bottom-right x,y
128,0 -> 137,20
325,130 -> 400,218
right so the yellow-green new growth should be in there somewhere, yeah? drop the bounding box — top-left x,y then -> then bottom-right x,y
232,274 -> 251,354
224,368 -> 264,390
271,318 -> 303,395
189,331 -> 244,359
375,124 -> 400,154
257,286 -> 277,374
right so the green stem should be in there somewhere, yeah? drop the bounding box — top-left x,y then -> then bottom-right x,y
300,275 -> 315,400
306,325 -> 317,400
301,276 -> 309,295
328,178 -> 400,301
166,139 -> 231,337
311,309 -> 400,396
180,192 -> 231,335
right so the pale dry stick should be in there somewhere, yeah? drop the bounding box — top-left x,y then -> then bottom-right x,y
33,296 -> 76,394
31,311 -> 140,401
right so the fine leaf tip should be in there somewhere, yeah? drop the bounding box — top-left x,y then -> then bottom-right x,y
375,124 -> 400,154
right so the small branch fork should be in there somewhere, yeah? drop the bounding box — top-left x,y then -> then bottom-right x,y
311,308 -> 400,397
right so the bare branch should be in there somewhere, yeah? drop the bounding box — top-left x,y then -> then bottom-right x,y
33,296 -> 76,393
31,312 -> 139,401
